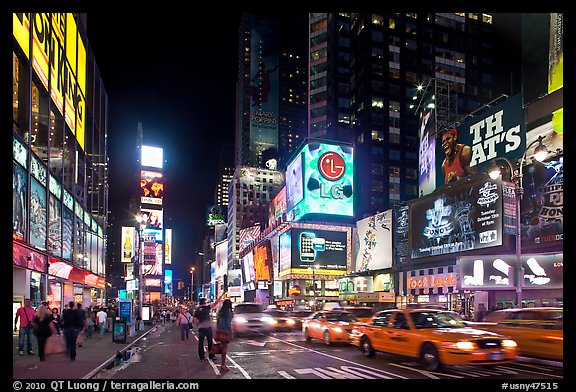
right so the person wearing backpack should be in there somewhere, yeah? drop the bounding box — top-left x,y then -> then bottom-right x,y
192,297 -> 215,361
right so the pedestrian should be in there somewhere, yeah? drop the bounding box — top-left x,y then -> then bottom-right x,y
214,299 -> 233,371
51,307 -> 62,334
14,298 -> 36,355
193,298 -> 215,361
161,309 -> 167,324
61,301 -> 82,361
32,304 -> 53,361
96,307 -> 107,338
176,307 -> 192,340
106,306 -> 115,332
85,307 -> 95,339
76,303 -> 86,347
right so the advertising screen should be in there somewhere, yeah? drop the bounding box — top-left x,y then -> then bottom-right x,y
121,226 -> 135,263
290,228 -> 347,273
279,231 -> 291,275
394,205 -> 410,265
241,251 -> 255,284
215,240 -> 228,279
410,175 -> 504,259
520,158 -> 563,251
141,208 -> 163,230
290,143 -> 354,220
141,145 -> 163,169
13,163 -> 27,241
419,108 -> 436,196
30,178 -> 47,250
227,269 -> 243,292
286,152 -> 304,211
355,210 -> 393,272
164,269 -> 173,294
435,94 -> 525,188
140,170 -> 164,206
268,186 -> 287,227
13,242 -> 47,273
253,243 -> 271,282
239,224 -> 261,254
164,229 -> 172,265
207,205 -> 226,226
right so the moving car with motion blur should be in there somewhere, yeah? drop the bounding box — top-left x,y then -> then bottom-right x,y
263,309 -> 297,331
302,310 -> 359,345
350,308 -> 518,371
477,307 -> 563,361
232,302 -> 271,336
337,306 -> 375,323
289,309 -> 314,331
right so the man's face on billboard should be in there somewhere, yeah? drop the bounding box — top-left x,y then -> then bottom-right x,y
442,133 -> 457,156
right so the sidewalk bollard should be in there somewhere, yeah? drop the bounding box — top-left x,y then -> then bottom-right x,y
114,351 -> 123,366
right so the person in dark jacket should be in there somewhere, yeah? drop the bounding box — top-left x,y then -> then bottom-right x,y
32,304 -> 53,361
61,301 -> 82,361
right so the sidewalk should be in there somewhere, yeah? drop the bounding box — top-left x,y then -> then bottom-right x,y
13,323 -> 156,379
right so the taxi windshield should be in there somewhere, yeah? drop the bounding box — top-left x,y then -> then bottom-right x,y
326,313 -> 356,322
411,311 -> 466,329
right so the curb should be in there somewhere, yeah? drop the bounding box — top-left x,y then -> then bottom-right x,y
81,325 -> 159,379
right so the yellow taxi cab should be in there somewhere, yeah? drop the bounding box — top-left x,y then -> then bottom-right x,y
350,308 -> 518,371
478,307 -> 563,361
339,306 -> 375,324
302,311 -> 359,345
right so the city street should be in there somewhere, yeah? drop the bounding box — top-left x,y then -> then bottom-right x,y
94,322 -> 563,380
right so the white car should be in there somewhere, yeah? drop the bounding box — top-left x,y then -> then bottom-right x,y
232,303 -> 273,336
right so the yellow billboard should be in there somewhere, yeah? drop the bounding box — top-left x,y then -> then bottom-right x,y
49,14 -> 65,115
121,226 -> 135,263
32,13 -> 50,91
13,13 -> 31,59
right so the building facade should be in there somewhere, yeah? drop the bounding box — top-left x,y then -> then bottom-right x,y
12,13 -> 109,322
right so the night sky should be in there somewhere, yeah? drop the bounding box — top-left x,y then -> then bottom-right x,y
85,11 -> 243,283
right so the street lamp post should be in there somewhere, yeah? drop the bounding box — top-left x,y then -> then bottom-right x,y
308,264 -> 319,306
190,267 -> 195,304
488,135 -> 549,309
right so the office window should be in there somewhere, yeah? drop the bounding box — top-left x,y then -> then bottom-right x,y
371,130 -> 385,141
372,180 -> 384,192
372,15 -> 384,25
13,51 -> 30,140
372,163 -> 384,175
389,150 -> 400,160
31,78 -> 50,164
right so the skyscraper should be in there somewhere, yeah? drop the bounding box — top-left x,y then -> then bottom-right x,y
308,13 -> 502,219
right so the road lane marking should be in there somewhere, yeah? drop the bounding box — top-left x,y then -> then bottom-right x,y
263,334 -> 408,379
228,356 -> 251,379
389,363 -> 463,379
495,366 -> 563,378
278,371 -> 296,379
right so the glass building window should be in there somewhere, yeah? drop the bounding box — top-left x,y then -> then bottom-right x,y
372,163 -> 384,175
49,110 -> 65,183
13,50 -> 30,140
372,15 -> 384,25
31,78 -> 49,164
389,18 -> 396,29
372,180 -> 384,192
371,130 -> 384,141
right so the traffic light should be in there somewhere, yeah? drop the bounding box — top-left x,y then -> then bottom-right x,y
177,281 -> 183,290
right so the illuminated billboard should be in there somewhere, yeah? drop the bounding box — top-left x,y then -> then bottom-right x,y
355,210 -> 393,272
141,145 -> 164,169
279,226 -> 349,277
241,251 -> 255,284
435,94 -> 525,188
13,14 -> 86,150
253,243 -> 271,282
521,158 -> 563,252
287,142 -> 354,220
227,269 -> 243,297
215,240 -> 228,279
141,208 -> 163,230
286,153 -> 304,212
140,170 -> 164,206
268,186 -> 287,227
418,108 -> 436,196
121,226 -> 136,263
393,205 -> 410,265
164,229 -> 172,264
238,224 -> 261,254
410,175 -> 504,259
164,269 -> 173,294
206,205 -> 226,227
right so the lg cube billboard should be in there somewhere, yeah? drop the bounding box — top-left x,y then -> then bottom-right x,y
410,175 -> 504,259
286,142 -> 353,220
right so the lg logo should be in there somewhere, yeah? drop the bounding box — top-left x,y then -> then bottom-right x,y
318,152 -> 345,181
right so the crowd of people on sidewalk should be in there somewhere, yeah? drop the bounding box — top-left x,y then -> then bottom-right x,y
14,298 -> 119,362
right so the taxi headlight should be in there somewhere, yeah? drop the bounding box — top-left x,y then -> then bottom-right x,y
455,341 -> 476,350
236,317 -> 248,324
502,339 -> 518,348
287,319 -> 296,325
331,327 -> 343,333
261,316 -> 274,324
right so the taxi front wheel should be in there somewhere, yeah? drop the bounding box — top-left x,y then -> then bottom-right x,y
420,343 -> 441,371
360,336 -> 375,358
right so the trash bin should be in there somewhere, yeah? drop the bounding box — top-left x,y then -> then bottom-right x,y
112,317 -> 127,344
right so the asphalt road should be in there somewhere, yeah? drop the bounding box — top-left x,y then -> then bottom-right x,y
93,322 -> 564,382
